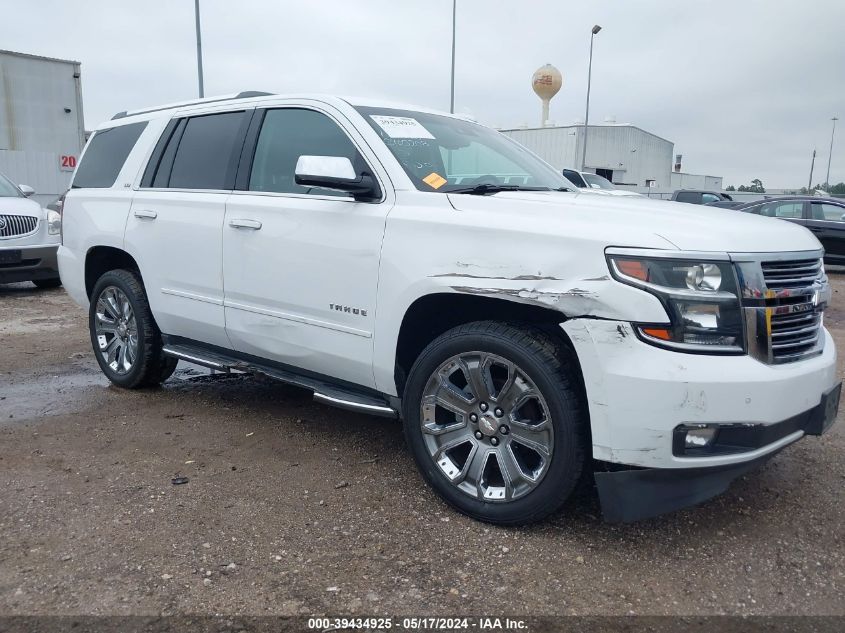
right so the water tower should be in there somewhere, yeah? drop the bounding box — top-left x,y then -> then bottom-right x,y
532,64 -> 562,127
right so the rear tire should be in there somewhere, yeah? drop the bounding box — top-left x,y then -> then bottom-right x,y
33,277 -> 62,289
402,321 -> 588,525
89,269 -> 173,388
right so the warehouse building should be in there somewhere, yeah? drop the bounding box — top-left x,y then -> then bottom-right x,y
0,50 -> 86,206
501,122 -> 722,195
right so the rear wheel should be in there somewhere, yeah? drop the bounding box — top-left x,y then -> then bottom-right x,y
89,269 -> 175,388
33,277 -> 62,289
402,321 -> 588,525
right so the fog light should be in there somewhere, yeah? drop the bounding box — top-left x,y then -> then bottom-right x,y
684,426 -> 718,448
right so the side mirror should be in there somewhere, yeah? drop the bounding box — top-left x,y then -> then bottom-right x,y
19,184 -> 35,197
294,156 -> 381,202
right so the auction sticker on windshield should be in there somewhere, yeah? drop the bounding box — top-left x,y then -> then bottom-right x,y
370,115 -> 435,139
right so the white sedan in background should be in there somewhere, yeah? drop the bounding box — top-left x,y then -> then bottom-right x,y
0,171 -> 62,288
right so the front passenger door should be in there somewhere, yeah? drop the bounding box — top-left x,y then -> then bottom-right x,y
222,106 -> 392,388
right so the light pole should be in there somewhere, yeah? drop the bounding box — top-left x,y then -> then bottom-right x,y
580,24 -> 602,171
194,0 -> 205,98
808,149 -> 816,193
450,0 -> 456,113
825,117 -> 838,189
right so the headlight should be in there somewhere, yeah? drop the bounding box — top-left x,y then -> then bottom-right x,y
607,252 -> 744,353
47,210 -> 62,235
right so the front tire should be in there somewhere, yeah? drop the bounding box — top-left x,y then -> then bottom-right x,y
89,269 -> 174,388
402,321 -> 588,525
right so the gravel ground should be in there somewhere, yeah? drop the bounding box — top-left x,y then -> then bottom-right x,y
0,276 -> 843,617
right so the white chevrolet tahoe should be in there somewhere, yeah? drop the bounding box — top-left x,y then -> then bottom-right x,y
58,92 -> 840,524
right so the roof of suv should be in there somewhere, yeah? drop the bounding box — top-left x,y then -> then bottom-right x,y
107,92 -> 464,128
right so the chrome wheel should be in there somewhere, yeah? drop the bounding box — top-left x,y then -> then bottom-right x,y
93,286 -> 138,375
420,352 -> 554,502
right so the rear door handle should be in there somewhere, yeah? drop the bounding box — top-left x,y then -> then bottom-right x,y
229,219 -> 262,230
133,209 -> 157,219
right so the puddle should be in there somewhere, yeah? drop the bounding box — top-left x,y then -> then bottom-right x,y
0,361 -> 234,423
0,369 -> 110,422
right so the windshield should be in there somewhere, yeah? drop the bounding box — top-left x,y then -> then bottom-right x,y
355,106 -> 575,193
0,172 -> 23,198
582,173 -> 615,190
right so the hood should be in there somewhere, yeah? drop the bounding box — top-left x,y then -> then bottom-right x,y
447,190 -> 821,254
583,188 -> 643,197
0,196 -> 42,218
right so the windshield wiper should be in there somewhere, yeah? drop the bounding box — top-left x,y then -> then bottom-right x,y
446,184 -> 551,196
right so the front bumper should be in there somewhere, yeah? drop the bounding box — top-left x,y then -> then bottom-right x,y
0,243 -> 59,283
595,382 -> 840,522
563,319 -> 838,468
562,318 -> 840,521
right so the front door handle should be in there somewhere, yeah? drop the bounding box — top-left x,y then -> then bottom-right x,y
133,209 -> 157,219
229,219 -> 262,230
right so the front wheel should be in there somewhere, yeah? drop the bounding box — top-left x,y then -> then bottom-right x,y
402,322 -> 588,525
89,269 -> 175,388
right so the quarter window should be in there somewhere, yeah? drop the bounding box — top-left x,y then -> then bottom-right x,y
72,122 -> 147,189
249,109 -> 367,196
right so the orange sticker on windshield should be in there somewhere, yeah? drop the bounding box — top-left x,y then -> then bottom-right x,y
423,172 -> 447,189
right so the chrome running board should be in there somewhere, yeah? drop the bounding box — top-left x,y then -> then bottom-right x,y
161,342 -> 398,418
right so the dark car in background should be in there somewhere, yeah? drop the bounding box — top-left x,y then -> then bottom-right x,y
671,190 -> 734,205
726,196 -> 845,264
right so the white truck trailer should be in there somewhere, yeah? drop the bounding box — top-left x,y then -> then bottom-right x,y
0,50 -> 86,207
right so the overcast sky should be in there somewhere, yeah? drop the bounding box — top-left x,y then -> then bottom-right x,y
3,0 -> 843,187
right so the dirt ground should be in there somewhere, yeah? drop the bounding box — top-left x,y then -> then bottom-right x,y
1,276 -> 843,617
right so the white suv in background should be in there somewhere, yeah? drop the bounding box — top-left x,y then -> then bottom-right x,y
58,92 -> 839,524
0,171 -> 62,288
562,168 -> 643,197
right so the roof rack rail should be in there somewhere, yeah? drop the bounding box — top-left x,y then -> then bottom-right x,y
111,91 -> 273,120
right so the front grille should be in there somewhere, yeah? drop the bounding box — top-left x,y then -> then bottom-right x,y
761,258 -> 822,289
770,311 -> 822,362
760,257 -> 824,363
0,214 -> 38,238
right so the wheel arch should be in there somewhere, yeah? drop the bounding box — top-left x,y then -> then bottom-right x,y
393,291 -> 577,395
84,246 -> 141,299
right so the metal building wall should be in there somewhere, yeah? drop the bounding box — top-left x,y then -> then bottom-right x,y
502,124 -> 675,189
502,127 -> 578,172
0,50 -> 85,205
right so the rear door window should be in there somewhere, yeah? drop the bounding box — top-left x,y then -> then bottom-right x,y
165,111 -> 249,190
759,201 -> 804,218
675,192 -> 700,203
72,122 -> 147,188
811,203 -> 845,222
562,169 -> 586,188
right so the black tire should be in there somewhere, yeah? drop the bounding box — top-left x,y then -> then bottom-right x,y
89,269 -> 173,389
402,321 -> 588,525
33,277 -> 62,289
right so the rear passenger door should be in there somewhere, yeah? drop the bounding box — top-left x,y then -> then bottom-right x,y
221,105 -> 392,388
125,109 -> 252,349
